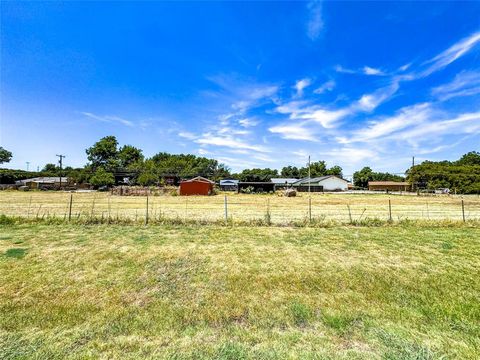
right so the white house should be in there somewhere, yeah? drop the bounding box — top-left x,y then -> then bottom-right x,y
292,175 -> 348,192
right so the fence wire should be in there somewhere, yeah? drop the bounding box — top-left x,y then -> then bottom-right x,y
1,192 -> 479,224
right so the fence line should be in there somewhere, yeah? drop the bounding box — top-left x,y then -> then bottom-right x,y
1,192 -> 480,225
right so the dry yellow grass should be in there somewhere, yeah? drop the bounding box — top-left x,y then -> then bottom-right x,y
1,223 -> 479,358
1,191 -> 479,224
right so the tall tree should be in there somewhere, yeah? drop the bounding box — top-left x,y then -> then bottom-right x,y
118,145 -> 144,168
354,166 -> 404,188
281,166 -> 300,178
0,146 -> 12,164
236,168 -> 279,182
456,151 -> 480,166
85,136 -> 119,170
326,165 -> 343,177
42,163 -> 58,173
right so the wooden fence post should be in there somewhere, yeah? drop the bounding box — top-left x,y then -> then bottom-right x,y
461,198 -> 465,222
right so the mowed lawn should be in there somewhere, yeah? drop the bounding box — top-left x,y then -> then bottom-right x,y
1,224 -> 479,359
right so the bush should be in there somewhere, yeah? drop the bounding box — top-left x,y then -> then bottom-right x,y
89,168 -> 115,188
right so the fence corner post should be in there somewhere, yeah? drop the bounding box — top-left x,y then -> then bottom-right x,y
461,197 -> 465,222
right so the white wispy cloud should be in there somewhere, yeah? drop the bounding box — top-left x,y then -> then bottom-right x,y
195,134 -> 271,153
294,78 -> 312,97
431,71 -> 480,101
334,65 -> 356,74
268,123 -> 318,141
306,0 -> 323,40
313,80 -> 335,94
391,111 -> 480,144
178,131 -> 197,140
343,103 -> 434,143
363,66 -> 385,76
238,118 -> 259,127
354,81 -> 400,111
81,112 -> 134,127
421,31 -> 480,77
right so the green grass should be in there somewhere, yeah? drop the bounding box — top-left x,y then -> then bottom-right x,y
0,223 -> 479,359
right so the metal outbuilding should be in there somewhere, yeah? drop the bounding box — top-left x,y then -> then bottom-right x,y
368,181 -> 410,192
179,176 -> 215,195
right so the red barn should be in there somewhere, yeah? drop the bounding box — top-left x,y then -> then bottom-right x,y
179,176 -> 215,196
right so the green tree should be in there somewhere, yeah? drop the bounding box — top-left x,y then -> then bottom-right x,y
236,168 -> 279,182
281,166 -> 300,178
354,166 -> 405,188
0,146 -> 12,164
42,163 -> 58,173
326,165 -> 343,177
89,167 -> 115,187
118,145 -> 144,168
86,136 -> 119,170
456,151 -> 480,166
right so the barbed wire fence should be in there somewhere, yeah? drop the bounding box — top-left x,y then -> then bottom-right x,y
1,192 -> 479,225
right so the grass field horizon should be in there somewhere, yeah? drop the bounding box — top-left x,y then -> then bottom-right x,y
1,222 -> 479,359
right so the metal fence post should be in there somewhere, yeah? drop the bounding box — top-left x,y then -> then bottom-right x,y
68,193 -> 73,221
461,198 -> 465,222
309,197 -> 312,223
224,195 -> 228,223
388,198 -> 392,222
145,194 -> 149,225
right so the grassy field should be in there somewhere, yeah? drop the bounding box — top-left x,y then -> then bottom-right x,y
1,191 -> 480,224
1,222 -> 479,359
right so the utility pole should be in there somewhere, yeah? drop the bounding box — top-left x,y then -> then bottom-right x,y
308,155 -> 311,194
412,156 -> 415,168
26,162 -> 30,171
56,154 -> 66,188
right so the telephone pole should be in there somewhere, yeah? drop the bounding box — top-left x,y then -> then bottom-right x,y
56,154 -> 66,188
308,155 -> 311,194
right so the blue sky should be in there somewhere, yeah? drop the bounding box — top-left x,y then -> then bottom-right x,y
1,1 -> 480,177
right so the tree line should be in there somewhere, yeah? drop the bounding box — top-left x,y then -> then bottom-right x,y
1,140 -> 479,193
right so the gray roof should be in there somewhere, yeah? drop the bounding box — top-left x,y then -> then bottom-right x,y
292,175 -> 347,186
271,178 -> 298,185
15,177 -> 68,185
220,179 -> 239,185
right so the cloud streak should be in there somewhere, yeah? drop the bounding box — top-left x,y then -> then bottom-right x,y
306,0 -> 323,40
81,112 -> 134,127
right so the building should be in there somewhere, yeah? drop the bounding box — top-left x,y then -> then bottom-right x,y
219,179 -> 239,191
270,178 -> 298,189
368,181 -> 410,192
292,176 -> 349,192
179,176 -> 214,195
237,182 -> 275,193
15,177 -> 69,189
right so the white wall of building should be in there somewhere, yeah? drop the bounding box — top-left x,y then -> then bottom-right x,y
319,176 -> 348,191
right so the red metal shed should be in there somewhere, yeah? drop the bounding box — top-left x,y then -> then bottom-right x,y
179,176 -> 215,196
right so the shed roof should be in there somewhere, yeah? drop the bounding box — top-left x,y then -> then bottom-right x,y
368,181 -> 409,186
220,179 -> 239,185
15,177 -> 68,184
292,175 -> 347,186
181,176 -> 214,184
271,178 -> 298,184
